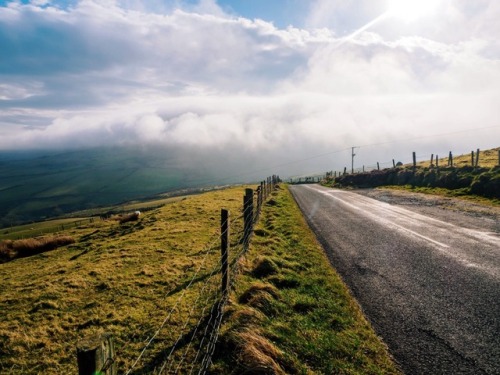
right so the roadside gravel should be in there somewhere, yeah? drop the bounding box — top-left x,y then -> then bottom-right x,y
355,187 -> 500,234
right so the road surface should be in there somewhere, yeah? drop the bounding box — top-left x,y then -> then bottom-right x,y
289,184 -> 500,375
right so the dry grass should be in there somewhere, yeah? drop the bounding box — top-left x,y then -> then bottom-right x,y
414,147 -> 499,168
0,235 -> 75,262
227,329 -> 287,375
116,211 -> 141,224
0,186 -> 250,374
0,185 -> 400,374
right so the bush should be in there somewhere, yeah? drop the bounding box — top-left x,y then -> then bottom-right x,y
333,166 -> 500,200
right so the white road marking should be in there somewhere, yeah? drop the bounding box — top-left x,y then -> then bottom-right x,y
302,185 -> 500,278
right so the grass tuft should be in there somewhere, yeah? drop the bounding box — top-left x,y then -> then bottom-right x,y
212,185 -> 401,374
251,256 -> 280,278
0,235 -> 75,262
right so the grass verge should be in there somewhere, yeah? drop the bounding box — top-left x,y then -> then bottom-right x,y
210,185 -> 401,374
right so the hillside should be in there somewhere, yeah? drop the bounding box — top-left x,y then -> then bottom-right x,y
0,146 -> 241,228
327,147 -> 500,201
0,185 -> 399,374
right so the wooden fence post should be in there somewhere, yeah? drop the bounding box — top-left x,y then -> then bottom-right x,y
430,154 -> 434,167
243,189 -> 253,248
476,148 -> 480,167
220,209 -> 229,298
377,162 -> 380,171
343,167 -> 347,175
436,155 -> 439,169
471,150 -> 475,166
256,186 -> 262,218
449,151 -> 453,167
392,159 -> 396,168
77,333 -> 116,375
412,152 -> 417,170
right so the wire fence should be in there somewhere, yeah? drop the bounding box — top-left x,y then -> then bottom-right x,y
76,175 -> 280,375
289,148 -> 500,184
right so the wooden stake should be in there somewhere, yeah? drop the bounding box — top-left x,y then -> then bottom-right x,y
220,209 -> 229,297
77,333 -> 116,375
243,189 -> 253,248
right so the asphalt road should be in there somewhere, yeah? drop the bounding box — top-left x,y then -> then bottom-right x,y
289,184 -> 500,375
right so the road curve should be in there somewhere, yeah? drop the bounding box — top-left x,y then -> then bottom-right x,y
289,184 -> 500,375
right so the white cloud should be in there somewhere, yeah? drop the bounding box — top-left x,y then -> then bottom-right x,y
0,0 -> 499,175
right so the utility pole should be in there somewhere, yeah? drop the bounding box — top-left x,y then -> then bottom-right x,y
351,146 -> 358,174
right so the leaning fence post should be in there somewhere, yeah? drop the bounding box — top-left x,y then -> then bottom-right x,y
76,332 -> 116,375
220,209 -> 229,297
243,189 -> 253,248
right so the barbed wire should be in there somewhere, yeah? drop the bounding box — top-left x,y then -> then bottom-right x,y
159,216 -> 251,373
124,180 -> 275,374
125,226 -> 228,374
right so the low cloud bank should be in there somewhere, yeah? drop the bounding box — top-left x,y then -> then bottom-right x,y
0,0 -> 499,176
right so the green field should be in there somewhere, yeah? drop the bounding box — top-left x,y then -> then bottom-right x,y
0,146 -> 217,228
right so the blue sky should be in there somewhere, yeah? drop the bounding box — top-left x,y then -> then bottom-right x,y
1,0 -> 499,173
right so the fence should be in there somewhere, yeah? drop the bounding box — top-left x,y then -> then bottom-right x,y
76,175 -> 280,375
288,148 -> 500,184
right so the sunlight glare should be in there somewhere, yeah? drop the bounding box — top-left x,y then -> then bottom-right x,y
387,0 -> 438,22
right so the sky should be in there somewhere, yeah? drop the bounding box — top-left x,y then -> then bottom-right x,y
1,0 -> 499,176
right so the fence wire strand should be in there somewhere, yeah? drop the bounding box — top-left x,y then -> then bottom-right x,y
124,179 -> 277,375
125,228 -> 226,374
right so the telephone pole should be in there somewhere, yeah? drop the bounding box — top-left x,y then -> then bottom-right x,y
351,146 -> 358,174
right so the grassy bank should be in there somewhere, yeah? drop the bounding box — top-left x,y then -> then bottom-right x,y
0,187 -> 247,373
0,184 -> 399,374
211,186 -> 400,374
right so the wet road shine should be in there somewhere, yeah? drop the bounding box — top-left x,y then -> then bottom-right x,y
290,184 -> 500,375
